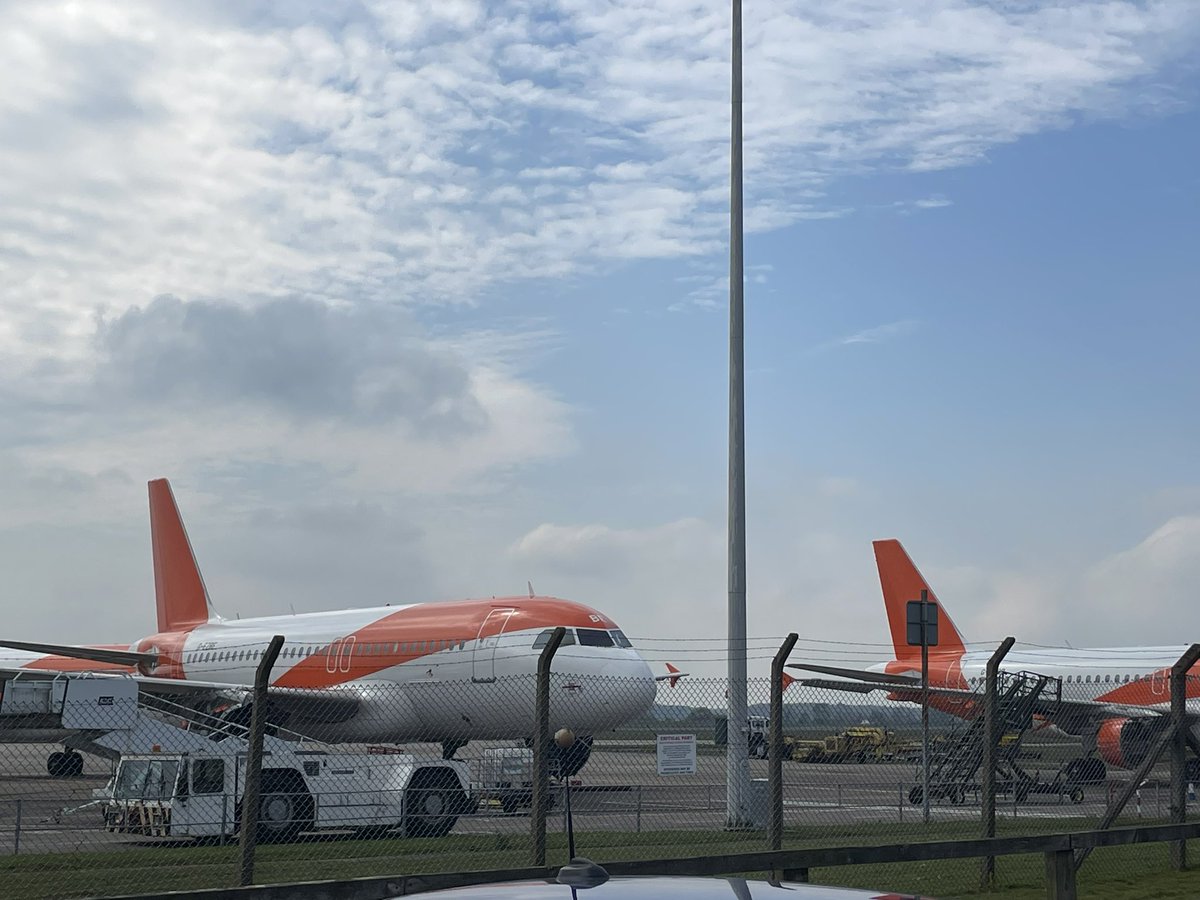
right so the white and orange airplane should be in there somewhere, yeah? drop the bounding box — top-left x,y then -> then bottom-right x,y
0,479 -> 663,775
792,539 -> 1200,782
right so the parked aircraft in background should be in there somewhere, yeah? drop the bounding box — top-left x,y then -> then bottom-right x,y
0,479 -> 663,776
793,539 -> 1200,783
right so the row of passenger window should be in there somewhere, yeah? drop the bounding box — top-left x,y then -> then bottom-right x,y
531,628 -> 634,650
969,672 -> 1155,687
183,639 -> 467,666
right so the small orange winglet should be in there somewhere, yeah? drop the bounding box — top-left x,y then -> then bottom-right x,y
781,671 -> 796,692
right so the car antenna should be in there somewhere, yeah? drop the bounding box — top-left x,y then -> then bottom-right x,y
553,728 -> 609,890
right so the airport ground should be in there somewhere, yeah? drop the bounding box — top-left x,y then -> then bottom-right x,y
1,741 -> 1198,898
0,740 -> 1166,856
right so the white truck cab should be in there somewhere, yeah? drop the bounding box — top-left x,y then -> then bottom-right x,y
105,746 -> 472,842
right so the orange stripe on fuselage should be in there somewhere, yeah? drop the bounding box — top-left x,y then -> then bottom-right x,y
1095,666 -> 1200,706
272,597 -> 615,689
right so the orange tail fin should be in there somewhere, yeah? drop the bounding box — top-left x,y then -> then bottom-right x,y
148,479 -> 215,633
873,539 -> 966,662
665,663 -> 682,688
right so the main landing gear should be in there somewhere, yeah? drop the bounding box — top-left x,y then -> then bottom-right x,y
522,734 -> 595,777
442,738 -> 469,760
47,748 -> 84,778
1062,756 -> 1107,787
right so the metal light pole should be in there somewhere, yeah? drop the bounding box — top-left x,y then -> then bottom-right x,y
726,0 -> 751,829
921,597 -> 930,825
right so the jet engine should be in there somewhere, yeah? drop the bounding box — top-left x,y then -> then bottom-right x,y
1096,717 -> 1169,769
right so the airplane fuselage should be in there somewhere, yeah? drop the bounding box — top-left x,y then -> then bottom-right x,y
3,596 -> 658,744
878,645 -> 1200,711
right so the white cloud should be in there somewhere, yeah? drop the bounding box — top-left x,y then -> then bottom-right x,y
868,520 -> 1200,651
1080,517 -> 1200,644
499,511 -> 1199,677
2,1 -> 1196,362
1,1 -> 1198,647
817,319 -> 920,349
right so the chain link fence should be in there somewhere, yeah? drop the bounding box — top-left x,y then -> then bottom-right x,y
0,639 -> 1197,898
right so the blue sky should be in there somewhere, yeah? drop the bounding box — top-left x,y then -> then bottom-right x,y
1,1 -> 1198,672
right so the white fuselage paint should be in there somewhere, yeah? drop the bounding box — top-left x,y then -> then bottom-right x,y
871,645 -> 1200,735
1,603 -> 659,745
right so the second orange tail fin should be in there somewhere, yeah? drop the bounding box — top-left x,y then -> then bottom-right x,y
149,479 -> 216,633
873,539 -> 966,662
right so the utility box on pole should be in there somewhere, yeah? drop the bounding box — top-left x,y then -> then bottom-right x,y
907,598 -> 939,648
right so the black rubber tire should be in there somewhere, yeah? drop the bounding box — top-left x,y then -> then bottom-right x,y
500,794 -> 520,815
66,751 -> 84,777
405,771 -> 463,839
1064,757 -> 1107,786
254,788 -> 312,844
47,751 -> 68,778
1070,788 -> 1085,804
908,786 -> 923,806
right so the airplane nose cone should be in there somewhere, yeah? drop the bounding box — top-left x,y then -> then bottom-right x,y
601,656 -> 657,719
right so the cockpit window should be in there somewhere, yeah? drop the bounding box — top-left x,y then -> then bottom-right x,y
611,630 -> 633,648
532,628 -> 576,649
577,628 -> 615,648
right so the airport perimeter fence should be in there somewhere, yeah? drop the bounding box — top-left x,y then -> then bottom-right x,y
0,634 -> 1198,898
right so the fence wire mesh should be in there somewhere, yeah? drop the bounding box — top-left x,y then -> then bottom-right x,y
0,639 -> 1197,899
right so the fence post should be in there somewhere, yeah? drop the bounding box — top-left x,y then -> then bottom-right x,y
1044,849 -> 1077,900
1076,643 -> 1200,872
982,637 -> 1015,888
770,633 -> 798,851
1170,644 -> 1200,871
238,635 -> 285,887
531,626 -> 566,867
14,799 -> 21,856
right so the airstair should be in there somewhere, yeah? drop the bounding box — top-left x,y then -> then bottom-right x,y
0,672 -> 311,767
909,670 -> 1062,805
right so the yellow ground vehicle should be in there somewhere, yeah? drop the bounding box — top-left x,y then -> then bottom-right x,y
788,727 -> 906,764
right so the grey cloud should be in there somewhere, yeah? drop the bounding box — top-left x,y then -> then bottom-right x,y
93,295 -> 488,435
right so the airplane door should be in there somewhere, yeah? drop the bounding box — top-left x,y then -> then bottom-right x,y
472,608 -> 516,683
1151,670 -> 1168,698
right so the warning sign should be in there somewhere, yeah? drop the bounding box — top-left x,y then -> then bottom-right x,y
656,733 -> 697,776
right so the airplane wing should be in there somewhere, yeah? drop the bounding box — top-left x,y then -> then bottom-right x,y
0,666 -> 362,726
788,663 -> 1177,724
0,640 -> 155,669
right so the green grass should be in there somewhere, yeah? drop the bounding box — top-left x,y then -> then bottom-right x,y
1,821 -> 1198,899
816,846 -> 1200,899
